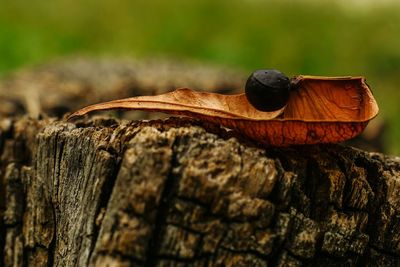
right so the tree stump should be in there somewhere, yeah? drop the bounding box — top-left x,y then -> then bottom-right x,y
1,116 -> 400,266
0,58 -> 399,266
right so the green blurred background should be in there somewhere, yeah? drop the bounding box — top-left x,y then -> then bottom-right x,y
1,0 -> 399,154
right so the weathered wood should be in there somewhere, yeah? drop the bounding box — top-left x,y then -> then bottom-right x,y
1,116 -> 399,266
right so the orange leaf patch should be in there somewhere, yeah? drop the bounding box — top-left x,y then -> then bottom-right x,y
68,75 -> 379,146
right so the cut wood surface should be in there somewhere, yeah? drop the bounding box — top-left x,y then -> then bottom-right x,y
1,116 -> 399,266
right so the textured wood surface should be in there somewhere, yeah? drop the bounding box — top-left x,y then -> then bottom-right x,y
1,116 -> 399,266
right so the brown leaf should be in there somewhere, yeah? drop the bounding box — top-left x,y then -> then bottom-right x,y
68,76 -> 379,146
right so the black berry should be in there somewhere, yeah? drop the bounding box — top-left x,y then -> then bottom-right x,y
245,69 -> 290,112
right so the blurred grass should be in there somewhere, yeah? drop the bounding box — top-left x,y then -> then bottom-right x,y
0,0 -> 400,153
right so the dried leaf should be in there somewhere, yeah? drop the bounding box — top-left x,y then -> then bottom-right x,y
68,76 -> 379,146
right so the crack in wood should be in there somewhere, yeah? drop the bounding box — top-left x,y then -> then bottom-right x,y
145,139 -> 179,267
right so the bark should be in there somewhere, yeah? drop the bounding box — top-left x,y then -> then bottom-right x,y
1,116 -> 399,267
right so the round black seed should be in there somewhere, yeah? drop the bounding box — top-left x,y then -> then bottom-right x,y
245,69 -> 290,112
